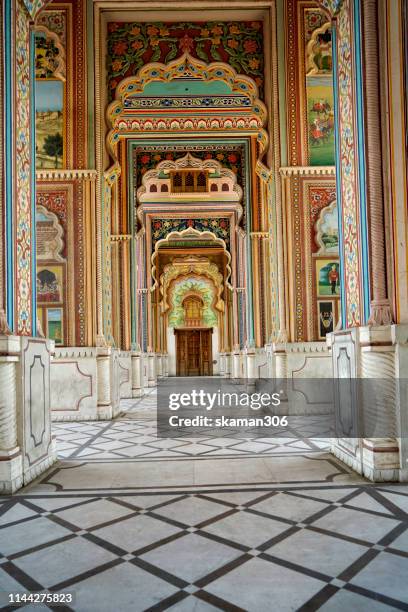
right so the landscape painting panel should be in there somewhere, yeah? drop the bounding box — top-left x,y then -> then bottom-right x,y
35,80 -> 64,169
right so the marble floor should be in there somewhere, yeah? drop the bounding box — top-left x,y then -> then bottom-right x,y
1,388 -> 408,611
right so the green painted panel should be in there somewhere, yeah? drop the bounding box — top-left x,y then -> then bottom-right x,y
141,79 -> 231,96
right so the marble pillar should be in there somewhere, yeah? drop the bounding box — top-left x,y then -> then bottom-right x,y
96,347 -> 113,418
232,349 -> 241,379
148,352 -> 157,387
131,352 -> 143,398
246,348 -> 257,380
0,336 -> 57,493
329,325 -> 408,482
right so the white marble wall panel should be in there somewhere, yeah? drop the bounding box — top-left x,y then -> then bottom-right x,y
19,338 -> 57,486
51,348 -> 97,421
118,352 -> 132,399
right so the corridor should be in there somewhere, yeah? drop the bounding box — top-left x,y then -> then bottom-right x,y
1,390 -> 408,611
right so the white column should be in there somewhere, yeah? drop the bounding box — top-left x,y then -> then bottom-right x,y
156,353 -> 163,377
0,336 -> 57,493
219,353 -> 226,377
131,351 -> 143,398
148,352 -> 157,387
246,348 -> 257,379
232,349 -> 241,379
274,345 -> 288,379
162,353 -> 169,377
224,353 -> 231,378
97,347 -> 113,418
0,337 -> 22,493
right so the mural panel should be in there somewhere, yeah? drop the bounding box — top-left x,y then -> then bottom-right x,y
107,21 -> 264,101
307,76 -> 335,165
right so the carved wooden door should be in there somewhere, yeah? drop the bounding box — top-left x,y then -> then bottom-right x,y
175,329 -> 213,376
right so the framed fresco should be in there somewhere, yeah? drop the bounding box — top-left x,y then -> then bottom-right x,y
47,308 -> 64,345
315,258 -> 340,297
315,201 -> 339,255
35,79 -> 64,169
317,300 -> 335,339
37,264 -> 64,304
306,76 -> 335,166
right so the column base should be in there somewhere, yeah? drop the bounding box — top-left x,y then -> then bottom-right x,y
0,449 -> 23,494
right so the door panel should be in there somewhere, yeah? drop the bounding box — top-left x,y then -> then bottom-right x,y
176,329 -> 213,376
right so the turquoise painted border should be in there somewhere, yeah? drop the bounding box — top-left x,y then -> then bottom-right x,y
353,0 -> 370,323
127,137 -> 255,347
4,0 -> 14,330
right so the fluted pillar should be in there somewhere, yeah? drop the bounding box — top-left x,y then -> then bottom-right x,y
359,326 -> 401,481
362,0 -> 393,326
0,350 -> 22,493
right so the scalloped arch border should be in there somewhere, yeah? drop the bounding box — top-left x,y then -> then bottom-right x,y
105,53 -> 269,179
151,228 -> 232,291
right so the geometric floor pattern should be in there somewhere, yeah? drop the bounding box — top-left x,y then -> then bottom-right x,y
53,389 -> 331,461
1,391 -> 408,611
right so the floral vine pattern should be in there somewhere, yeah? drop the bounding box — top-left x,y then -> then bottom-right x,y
107,21 -> 264,101
151,218 -> 230,249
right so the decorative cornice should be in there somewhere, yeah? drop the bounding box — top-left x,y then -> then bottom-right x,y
36,169 -> 98,181
279,166 -> 336,177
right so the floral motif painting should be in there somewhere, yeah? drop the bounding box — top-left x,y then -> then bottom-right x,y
107,21 -> 264,101
169,277 -> 217,328
151,218 -> 230,249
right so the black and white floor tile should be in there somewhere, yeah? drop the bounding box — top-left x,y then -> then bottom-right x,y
1,390 -> 408,611
53,389 -> 330,461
